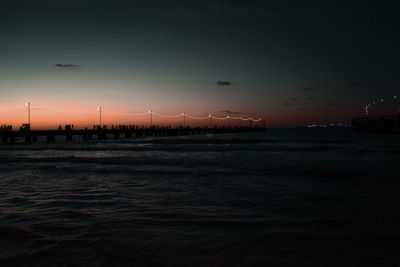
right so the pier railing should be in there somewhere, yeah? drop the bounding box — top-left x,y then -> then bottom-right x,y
352,112 -> 400,134
0,126 -> 265,145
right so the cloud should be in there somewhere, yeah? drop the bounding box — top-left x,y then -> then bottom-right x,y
221,0 -> 280,17
346,81 -> 375,87
327,102 -> 342,106
53,64 -> 80,68
221,110 -> 241,114
283,102 -> 291,106
216,81 -> 232,86
346,82 -> 365,86
345,106 -> 360,110
168,1 -> 280,18
299,87 -> 314,91
167,7 -> 202,18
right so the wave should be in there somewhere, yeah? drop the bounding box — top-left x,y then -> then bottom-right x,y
0,145 -> 337,153
0,161 -> 394,181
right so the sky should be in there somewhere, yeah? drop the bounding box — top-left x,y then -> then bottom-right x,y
0,0 -> 400,128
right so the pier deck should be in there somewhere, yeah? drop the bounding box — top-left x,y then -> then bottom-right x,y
0,127 -> 265,145
352,112 -> 400,134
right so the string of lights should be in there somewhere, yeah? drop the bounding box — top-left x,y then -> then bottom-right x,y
152,111 -> 182,118
229,116 -> 262,122
210,115 -> 228,120
1,103 -> 264,124
364,95 -> 398,115
40,108 -> 98,113
100,108 -> 263,121
184,114 -> 210,120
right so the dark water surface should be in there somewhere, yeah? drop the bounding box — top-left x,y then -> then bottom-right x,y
1,128 -> 400,266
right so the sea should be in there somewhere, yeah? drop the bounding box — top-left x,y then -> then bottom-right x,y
1,128 -> 400,267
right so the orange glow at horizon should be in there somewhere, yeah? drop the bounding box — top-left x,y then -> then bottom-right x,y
0,101 -> 265,130
0,99 -> 356,129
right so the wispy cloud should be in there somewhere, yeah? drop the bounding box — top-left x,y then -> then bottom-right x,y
221,109 -> 241,114
346,81 -> 375,87
167,7 -> 202,18
222,0 -> 280,17
167,1 -> 280,18
216,81 -> 232,86
53,64 -> 80,68
327,102 -> 342,106
346,82 -> 365,87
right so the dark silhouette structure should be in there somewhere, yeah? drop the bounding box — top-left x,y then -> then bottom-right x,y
352,112 -> 400,133
0,124 -> 266,145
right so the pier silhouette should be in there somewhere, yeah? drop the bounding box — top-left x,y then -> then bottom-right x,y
352,112 -> 400,133
0,124 -> 266,145
0,104 -> 266,144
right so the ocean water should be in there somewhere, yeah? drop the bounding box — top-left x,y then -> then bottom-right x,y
1,128 -> 400,267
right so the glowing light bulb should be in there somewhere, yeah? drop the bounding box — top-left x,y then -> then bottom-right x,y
181,112 -> 185,115
97,106 -> 101,110
227,115 -> 230,118
148,110 -> 152,113
208,114 -> 212,118
25,102 -> 29,107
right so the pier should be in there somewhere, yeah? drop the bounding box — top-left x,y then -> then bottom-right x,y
352,112 -> 400,134
0,126 -> 265,145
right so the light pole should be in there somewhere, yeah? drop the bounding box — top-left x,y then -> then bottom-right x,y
182,112 -> 185,128
149,110 -> 152,128
25,102 -> 30,127
209,114 -> 212,128
97,106 -> 102,127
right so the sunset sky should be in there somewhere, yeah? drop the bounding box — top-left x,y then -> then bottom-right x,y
1,0 -> 399,128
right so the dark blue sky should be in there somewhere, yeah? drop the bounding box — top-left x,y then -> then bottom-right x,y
1,0 -> 399,126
